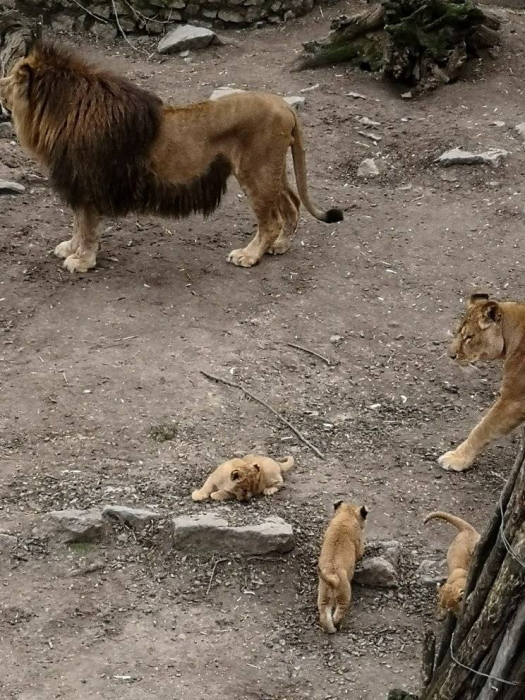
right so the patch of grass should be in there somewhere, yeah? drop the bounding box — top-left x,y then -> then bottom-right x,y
148,422 -> 178,443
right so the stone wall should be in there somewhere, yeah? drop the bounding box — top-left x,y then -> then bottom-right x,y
5,0 -> 322,37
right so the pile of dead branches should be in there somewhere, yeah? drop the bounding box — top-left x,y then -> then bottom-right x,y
293,0 -> 501,91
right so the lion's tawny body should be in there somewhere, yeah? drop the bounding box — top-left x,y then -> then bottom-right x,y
0,42 -> 343,274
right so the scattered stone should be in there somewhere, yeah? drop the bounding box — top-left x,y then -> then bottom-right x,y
436,147 -> 509,166
515,123 -> 525,138
0,533 -> 17,555
284,95 -> 306,110
440,171 -> 459,182
0,180 -> 25,195
401,91 -> 413,99
0,122 -> 13,139
357,116 -> 381,127
102,505 -> 163,530
172,513 -> 294,555
329,334 -> 343,344
354,555 -> 398,588
491,120 -> 505,128
36,508 -> 105,543
209,86 -> 245,101
347,91 -> 367,99
157,25 -> 222,55
357,158 -> 380,178
358,130 -> 382,142
417,558 -> 448,586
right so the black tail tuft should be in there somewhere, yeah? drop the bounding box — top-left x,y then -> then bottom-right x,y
324,208 -> 344,223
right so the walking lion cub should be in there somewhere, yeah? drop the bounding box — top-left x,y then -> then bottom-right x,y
191,454 -> 294,502
317,501 -> 368,634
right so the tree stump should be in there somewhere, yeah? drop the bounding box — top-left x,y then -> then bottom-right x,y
292,0 -> 502,92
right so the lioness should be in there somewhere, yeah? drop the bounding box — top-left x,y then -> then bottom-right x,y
317,501 -> 368,634
191,454 -> 294,502
0,41 -> 343,274
439,293 -> 525,472
424,511 -> 480,617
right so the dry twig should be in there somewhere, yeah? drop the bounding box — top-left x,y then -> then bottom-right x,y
200,370 -> 325,459
286,342 -> 333,365
206,557 -> 229,595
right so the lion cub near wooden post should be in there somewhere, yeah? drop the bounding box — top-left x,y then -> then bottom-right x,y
317,501 -> 368,634
424,511 -> 480,617
439,293 -> 525,472
191,454 -> 294,503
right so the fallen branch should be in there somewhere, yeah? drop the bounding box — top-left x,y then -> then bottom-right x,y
200,370 -> 325,459
206,557 -> 229,595
286,342 -> 333,366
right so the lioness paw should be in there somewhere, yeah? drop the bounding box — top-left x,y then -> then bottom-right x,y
63,254 -> 96,274
54,240 -> 76,259
191,490 -> 207,502
438,450 -> 474,472
263,486 -> 279,496
227,249 -> 259,268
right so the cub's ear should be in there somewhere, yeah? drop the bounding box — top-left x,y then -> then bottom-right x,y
333,500 -> 343,511
468,292 -> 490,307
231,470 -> 241,481
480,301 -> 501,328
360,505 -> 369,519
252,464 -> 260,473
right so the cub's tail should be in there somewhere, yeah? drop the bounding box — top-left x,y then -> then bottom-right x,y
290,114 -> 344,224
424,511 -> 477,533
279,456 -> 295,472
319,567 -> 340,589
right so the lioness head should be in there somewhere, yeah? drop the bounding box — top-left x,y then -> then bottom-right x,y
228,463 -> 261,502
333,501 -> 369,523
448,293 -> 504,364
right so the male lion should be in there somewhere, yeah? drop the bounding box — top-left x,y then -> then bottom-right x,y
191,454 -> 294,502
0,41 -> 343,274
439,293 -> 525,472
317,500 -> 368,634
424,511 -> 480,617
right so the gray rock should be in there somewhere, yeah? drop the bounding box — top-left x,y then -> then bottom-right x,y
217,9 -> 245,22
209,86 -> 245,101
418,559 -> 448,586
102,504 -> 162,530
436,147 -> 508,166
0,533 -> 17,555
0,180 -> 25,194
357,116 -> 381,127
357,158 -> 380,178
172,513 -> 294,554
37,508 -> 105,543
354,555 -> 398,588
157,25 -> 222,54
0,122 -> 13,139
515,123 -> 525,138
284,95 -> 306,110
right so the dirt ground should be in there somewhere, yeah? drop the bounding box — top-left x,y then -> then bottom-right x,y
1,3 -> 525,699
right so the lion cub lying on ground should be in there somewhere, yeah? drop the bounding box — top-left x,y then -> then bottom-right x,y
191,454 -> 294,502
439,293 -> 525,472
317,501 -> 368,634
424,511 -> 480,617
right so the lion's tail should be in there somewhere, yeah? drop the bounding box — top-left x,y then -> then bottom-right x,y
424,511 -> 477,533
290,113 -> 344,224
319,567 -> 341,589
279,456 -> 294,472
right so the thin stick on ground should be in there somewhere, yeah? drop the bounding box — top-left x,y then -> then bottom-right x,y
200,370 -> 325,459
111,0 -> 149,55
206,557 -> 229,595
286,342 -> 333,366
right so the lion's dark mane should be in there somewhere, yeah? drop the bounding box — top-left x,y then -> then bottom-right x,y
23,42 -> 230,218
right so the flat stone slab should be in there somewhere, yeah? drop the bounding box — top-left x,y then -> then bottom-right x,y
102,505 -> 162,530
172,513 -> 294,555
436,147 -> 508,166
36,508 -> 105,543
157,25 -> 222,54
0,180 -> 25,194
357,158 -> 380,178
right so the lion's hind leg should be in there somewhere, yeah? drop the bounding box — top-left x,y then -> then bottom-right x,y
268,178 -> 300,256
56,207 -> 101,274
318,579 -> 336,634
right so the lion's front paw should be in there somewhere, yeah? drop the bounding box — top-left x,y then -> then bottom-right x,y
54,240 -> 76,259
263,486 -> 279,496
227,248 -> 259,268
191,490 -> 207,502
438,449 -> 474,472
63,254 -> 96,274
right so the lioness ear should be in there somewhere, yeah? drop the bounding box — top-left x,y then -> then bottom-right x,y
468,292 -> 489,308
480,301 -> 501,327
360,505 -> 369,519
231,470 -> 241,481
252,464 -> 260,473
333,500 -> 343,511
